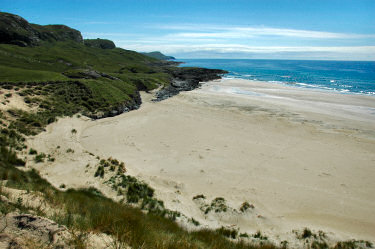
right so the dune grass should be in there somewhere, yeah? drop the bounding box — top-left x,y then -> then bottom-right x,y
0,159 -> 279,249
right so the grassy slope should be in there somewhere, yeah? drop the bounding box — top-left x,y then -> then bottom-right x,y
0,41 -> 170,128
0,160 -> 279,249
0,41 -> 170,87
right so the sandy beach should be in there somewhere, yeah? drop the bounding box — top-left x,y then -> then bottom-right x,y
27,78 -> 375,244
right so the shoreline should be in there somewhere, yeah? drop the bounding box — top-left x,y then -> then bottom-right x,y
197,78 -> 375,140
222,76 -> 375,97
26,78 -> 375,246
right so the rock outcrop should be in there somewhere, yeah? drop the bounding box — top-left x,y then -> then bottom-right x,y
63,69 -> 120,80
154,67 -> 227,101
0,12 -> 83,47
89,91 -> 142,119
84,38 -> 116,49
0,213 -> 70,248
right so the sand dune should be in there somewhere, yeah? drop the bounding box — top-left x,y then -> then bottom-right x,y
28,79 -> 375,244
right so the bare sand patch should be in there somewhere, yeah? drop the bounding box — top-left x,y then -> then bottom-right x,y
0,89 -> 33,112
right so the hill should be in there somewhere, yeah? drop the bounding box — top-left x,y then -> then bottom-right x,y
84,38 -> 116,49
0,12 -> 83,47
142,51 -> 176,60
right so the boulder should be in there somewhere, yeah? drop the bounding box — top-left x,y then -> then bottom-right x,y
0,213 -> 70,248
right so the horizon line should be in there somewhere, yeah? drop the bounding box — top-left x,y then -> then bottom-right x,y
175,58 -> 375,62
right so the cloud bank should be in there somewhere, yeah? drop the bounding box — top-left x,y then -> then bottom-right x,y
83,24 -> 375,60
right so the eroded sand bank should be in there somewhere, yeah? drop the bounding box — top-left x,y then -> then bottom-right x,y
28,79 -> 375,244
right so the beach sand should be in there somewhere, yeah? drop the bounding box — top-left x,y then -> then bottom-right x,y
27,79 -> 375,244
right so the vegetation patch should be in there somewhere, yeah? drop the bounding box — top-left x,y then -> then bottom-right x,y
333,240 -> 373,249
253,231 -> 268,241
34,152 -> 46,163
201,197 -> 229,214
193,194 -> 206,200
217,226 -> 239,239
240,201 -> 255,212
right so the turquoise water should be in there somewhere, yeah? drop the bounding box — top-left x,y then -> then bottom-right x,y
180,59 -> 375,95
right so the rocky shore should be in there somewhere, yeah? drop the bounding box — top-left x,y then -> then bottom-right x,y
86,66 -> 227,119
88,66 -> 227,118
154,67 -> 228,101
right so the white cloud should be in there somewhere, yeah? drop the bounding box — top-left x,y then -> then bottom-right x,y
83,32 -> 144,38
82,24 -> 375,60
119,43 -> 375,54
117,42 -> 375,60
158,24 -> 375,39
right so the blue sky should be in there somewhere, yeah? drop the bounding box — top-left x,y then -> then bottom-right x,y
1,0 -> 375,60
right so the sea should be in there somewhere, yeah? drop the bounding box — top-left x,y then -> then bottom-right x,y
179,59 -> 375,96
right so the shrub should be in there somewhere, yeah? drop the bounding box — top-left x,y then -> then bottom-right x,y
301,228 -> 313,239
240,233 -> 249,238
35,153 -> 46,163
94,165 -> 105,178
240,201 -> 254,212
47,154 -> 55,162
190,218 -> 200,226
217,227 -> 238,239
29,148 -> 37,155
205,197 -> 228,213
193,194 -> 206,200
117,162 -> 126,174
333,240 -> 373,249
253,231 -> 268,240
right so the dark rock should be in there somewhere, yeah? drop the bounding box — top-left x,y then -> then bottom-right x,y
100,72 -> 119,80
63,69 -> 119,80
153,67 -> 227,101
88,91 -> 142,119
83,70 -> 101,79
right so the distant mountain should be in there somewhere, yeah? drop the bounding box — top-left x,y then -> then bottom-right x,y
141,51 -> 175,60
0,12 -> 83,47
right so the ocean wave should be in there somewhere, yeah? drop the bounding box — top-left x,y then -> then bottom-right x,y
181,59 -> 375,96
268,80 -> 284,84
222,76 -> 375,96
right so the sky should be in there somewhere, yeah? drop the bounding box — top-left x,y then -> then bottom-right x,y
1,0 -> 375,60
